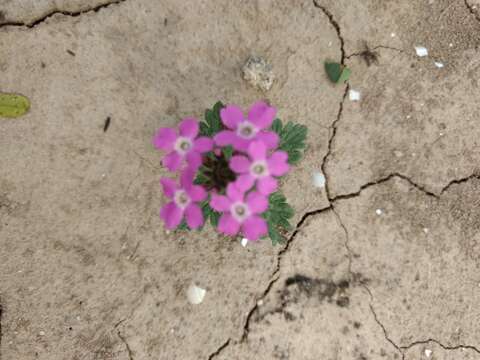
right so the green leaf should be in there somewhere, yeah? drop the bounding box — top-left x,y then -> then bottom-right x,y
201,200 -> 221,228
222,145 -> 233,160
0,93 -> 30,118
325,62 -> 350,83
263,191 -> 295,245
271,119 -> 308,165
199,101 -> 224,137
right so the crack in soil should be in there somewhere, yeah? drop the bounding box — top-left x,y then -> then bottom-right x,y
321,84 -> 349,201
207,338 -> 231,360
439,173 -> 480,195
312,0 -> 346,64
464,0 -> 480,23
331,172 -> 439,202
117,329 -> 134,360
0,0 -> 127,28
402,338 -> 480,354
330,172 -> 480,202
369,304 -> 404,358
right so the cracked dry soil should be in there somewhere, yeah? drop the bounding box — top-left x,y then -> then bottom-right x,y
1,0 -> 480,359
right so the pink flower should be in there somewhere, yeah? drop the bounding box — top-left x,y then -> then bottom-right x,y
214,101 -> 279,152
210,183 -> 269,241
230,140 -> 289,195
160,168 -> 207,230
153,118 -> 213,172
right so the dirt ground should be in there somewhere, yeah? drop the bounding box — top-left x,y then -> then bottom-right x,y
1,0 -> 480,359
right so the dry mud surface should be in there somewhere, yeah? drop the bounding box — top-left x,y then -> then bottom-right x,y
1,1 -> 479,359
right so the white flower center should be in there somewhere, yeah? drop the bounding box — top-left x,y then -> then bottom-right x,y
250,160 -> 269,178
174,137 -> 192,154
174,190 -> 190,209
231,202 -> 250,222
237,121 -> 258,139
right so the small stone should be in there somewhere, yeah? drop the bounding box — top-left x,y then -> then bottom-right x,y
449,43 -> 453,47
241,238 -> 248,247
313,172 -> 326,188
375,209 -> 383,215
39,331 -> 45,336
424,349 -> 432,357
434,61 -> 444,68
423,227 -> 429,234
415,46 -> 428,57
186,284 -> 206,305
394,150 -> 404,158
76,316 -> 81,321
391,32 -> 396,37
257,299 -> 263,306
242,55 -> 274,92
349,89 -> 361,101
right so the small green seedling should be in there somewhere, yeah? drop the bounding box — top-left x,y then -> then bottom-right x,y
325,62 -> 351,84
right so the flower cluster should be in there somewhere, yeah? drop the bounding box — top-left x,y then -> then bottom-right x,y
154,101 -> 305,243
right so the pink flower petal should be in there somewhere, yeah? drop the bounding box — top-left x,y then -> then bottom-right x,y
235,174 -> 255,192
229,155 -> 251,173
248,101 -> 277,129
226,183 -> 244,202
242,215 -> 268,241
218,213 -> 241,236
185,204 -> 204,229
220,105 -> 244,129
153,128 -> 177,150
180,167 -> 196,188
186,184 -> 207,201
179,118 -> 199,138
257,176 -> 278,195
246,192 -> 269,213
186,151 -> 202,170
247,141 -> 267,160
256,131 -> 279,149
193,137 -> 213,153
268,151 -> 289,176
231,136 -> 252,152
162,151 -> 183,171
214,130 -> 237,146
210,194 -> 232,212
160,202 -> 183,230
160,178 -> 177,198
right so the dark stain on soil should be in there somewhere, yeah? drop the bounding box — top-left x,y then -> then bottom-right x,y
282,274 -> 350,306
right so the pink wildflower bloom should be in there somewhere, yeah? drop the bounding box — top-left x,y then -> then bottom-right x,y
230,140 -> 289,195
153,118 -> 213,172
214,101 -> 279,152
210,183 -> 269,241
160,168 -> 207,230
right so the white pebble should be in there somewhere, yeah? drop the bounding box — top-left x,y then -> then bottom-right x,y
425,349 -> 432,357
313,172 -> 326,188
241,238 -> 249,247
375,209 -> 383,215
434,61 -> 444,68
186,284 -> 206,305
391,32 -> 396,38
415,46 -> 428,57
39,331 -> 45,336
257,299 -> 264,306
423,227 -> 429,234
76,316 -> 81,321
449,43 -> 453,47
349,89 -> 361,101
